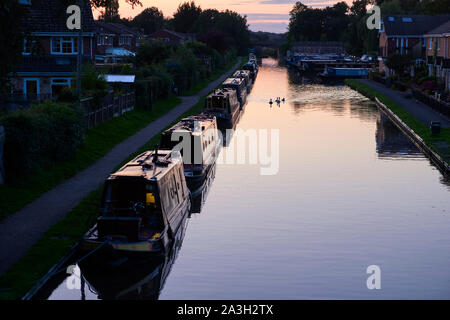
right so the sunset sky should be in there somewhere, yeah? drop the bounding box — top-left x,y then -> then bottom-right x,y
96,0 -> 353,33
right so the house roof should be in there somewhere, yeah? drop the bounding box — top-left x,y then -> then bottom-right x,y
21,0 -> 95,33
95,21 -> 141,36
425,20 -> 450,36
382,15 -> 450,36
150,29 -> 196,40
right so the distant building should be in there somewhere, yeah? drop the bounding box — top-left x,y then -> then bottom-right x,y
10,0 -> 95,105
95,21 -> 142,55
148,29 -> 196,45
290,42 -> 345,55
378,14 -> 450,74
423,20 -> 450,90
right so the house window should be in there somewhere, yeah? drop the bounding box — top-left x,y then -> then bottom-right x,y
422,38 -> 426,47
97,35 -> 104,46
51,78 -> 71,98
405,38 -> 408,47
437,39 -> 441,51
51,37 -> 78,54
119,36 -> 131,45
429,38 -> 432,50
23,39 -> 34,55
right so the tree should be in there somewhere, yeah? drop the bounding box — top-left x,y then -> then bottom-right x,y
131,7 -> 165,34
0,0 -> 26,99
423,0 -> 450,14
385,53 -> 412,75
172,1 -> 202,33
99,0 -> 120,22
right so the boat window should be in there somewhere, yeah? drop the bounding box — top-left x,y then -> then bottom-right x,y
160,176 -> 176,216
102,179 -> 146,214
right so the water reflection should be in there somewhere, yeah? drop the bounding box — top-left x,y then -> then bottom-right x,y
44,213 -> 189,300
41,58 -> 450,300
190,164 -> 216,215
376,113 -> 423,160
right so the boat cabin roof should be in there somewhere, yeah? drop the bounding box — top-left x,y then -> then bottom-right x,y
109,150 -> 181,182
163,114 -> 217,137
222,77 -> 245,87
207,88 -> 237,99
233,70 -> 250,77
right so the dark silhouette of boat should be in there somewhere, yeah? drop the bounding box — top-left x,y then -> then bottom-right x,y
81,149 -> 191,256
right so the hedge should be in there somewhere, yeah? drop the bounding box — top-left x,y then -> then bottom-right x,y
2,101 -> 85,180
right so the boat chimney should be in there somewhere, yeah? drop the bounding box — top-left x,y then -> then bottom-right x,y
153,145 -> 159,163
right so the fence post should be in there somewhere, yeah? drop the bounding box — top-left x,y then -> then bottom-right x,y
0,125 -> 5,185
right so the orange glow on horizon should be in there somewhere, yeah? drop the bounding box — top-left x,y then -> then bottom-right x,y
94,0 -> 355,33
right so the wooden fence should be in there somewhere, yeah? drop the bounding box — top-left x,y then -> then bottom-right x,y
81,91 -> 136,129
411,88 -> 450,118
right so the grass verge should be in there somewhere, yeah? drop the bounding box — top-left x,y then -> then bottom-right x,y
345,79 -> 450,165
0,60 -> 241,300
0,96 -> 181,221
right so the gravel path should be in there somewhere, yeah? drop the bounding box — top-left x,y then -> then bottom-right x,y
0,59 -> 241,275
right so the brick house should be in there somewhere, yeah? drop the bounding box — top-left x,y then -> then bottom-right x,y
378,15 -> 450,74
424,20 -> 450,90
95,21 -> 142,55
10,0 -> 95,104
148,29 -> 196,45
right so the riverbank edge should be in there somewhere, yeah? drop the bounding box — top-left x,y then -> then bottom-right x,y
0,59 -> 245,300
345,79 -> 450,176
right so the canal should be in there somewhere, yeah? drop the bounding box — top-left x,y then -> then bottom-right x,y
45,58 -> 450,299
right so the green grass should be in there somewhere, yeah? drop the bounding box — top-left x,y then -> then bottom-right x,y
0,60 -> 241,300
0,96 -> 181,221
345,79 -> 450,165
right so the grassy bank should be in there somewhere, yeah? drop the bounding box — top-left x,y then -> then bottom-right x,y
0,60 -> 240,300
0,58 -> 241,221
0,96 -> 180,221
345,79 -> 450,166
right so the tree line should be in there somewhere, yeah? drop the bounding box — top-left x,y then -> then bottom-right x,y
287,0 -> 450,56
100,1 -> 250,55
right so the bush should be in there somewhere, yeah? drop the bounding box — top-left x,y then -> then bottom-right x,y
2,101 -> 85,180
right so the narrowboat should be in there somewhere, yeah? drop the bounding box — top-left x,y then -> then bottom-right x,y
205,88 -> 240,130
242,62 -> 258,82
159,114 -> 221,192
233,70 -> 252,93
319,67 -> 370,80
221,77 -> 247,110
81,149 -> 191,255
76,211 -> 189,299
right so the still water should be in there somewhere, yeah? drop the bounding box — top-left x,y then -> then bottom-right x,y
46,58 -> 450,300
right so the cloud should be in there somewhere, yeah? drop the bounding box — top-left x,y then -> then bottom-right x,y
245,13 -> 290,20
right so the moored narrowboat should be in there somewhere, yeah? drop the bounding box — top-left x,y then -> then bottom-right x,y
233,70 -> 252,93
160,114 -> 221,192
319,67 -> 370,80
81,149 -> 191,255
204,88 -> 240,130
221,77 -> 247,110
242,62 -> 258,82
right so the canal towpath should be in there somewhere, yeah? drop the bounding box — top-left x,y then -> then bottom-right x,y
0,59 -> 242,275
356,79 -> 450,128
